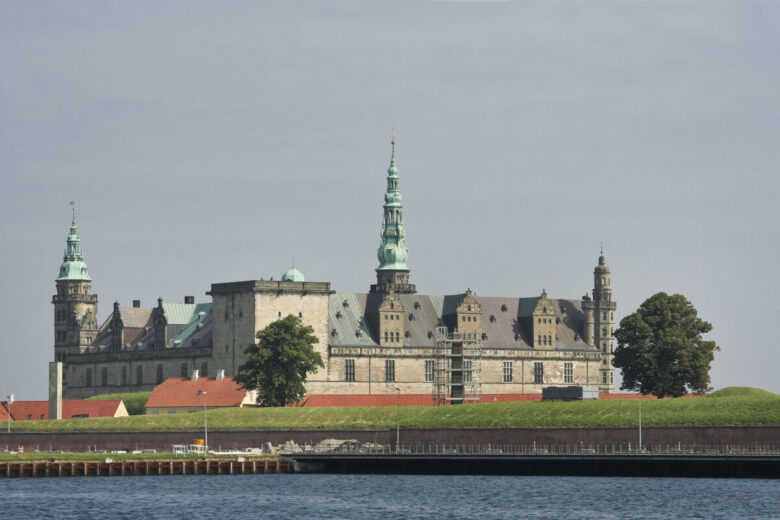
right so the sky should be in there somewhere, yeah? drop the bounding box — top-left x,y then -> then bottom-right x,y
1,1 -> 778,399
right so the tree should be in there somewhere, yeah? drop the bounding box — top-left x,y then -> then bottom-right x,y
234,315 -> 324,407
613,292 -> 719,398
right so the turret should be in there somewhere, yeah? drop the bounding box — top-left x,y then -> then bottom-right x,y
370,133 -> 416,295
589,250 -> 616,392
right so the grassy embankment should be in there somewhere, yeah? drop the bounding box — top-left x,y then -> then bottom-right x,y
8,387 -> 778,433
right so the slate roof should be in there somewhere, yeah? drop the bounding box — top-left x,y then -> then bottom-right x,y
0,400 -> 127,421
145,377 -> 249,409
92,303 -> 213,352
329,292 -> 594,351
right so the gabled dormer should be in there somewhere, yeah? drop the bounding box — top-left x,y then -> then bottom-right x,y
531,289 -> 557,350
455,289 -> 481,335
109,301 -> 124,352
378,291 -> 405,347
151,297 -> 167,350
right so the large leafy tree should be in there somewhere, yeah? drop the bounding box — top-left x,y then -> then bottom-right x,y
235,315 -> 324,407
613,292 -> 719,398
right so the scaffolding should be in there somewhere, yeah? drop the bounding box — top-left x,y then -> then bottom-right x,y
432,326 -> 483,405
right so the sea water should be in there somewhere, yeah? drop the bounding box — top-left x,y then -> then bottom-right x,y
2,474 -> 777,519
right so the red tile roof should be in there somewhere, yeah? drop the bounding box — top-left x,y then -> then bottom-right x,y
145,377 -> 248,408
0,400 -> 125,421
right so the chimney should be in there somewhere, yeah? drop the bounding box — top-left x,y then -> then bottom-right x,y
184,296 -> 195,304
191,369 -> 199,381
132,299 -> 141,308
216,369 -> 225,381
48,362 -> 63,420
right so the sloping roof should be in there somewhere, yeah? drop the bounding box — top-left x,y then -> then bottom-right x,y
145,377 -> 248,408
93,305 -> 213,352
0,400 -> 126,421
328,292 -> 594,351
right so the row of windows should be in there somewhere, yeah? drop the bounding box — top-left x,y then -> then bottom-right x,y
537,334 -> 553,346
461,315 -> 477,322
341,360 -> 579,385
84,362 -> 208,387
383,314 -> 400,320
383,331 -> 401,343
601,312 -> 614,321
602,371 -> 614,384
537,318 -> 553,324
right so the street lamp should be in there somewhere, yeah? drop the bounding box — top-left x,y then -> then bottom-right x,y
197,390 -> 207,454
638,388 -> 643,451
6,394 -> 13,434
394,387 -> 401,453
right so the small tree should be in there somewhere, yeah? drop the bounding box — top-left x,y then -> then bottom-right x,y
613,292 -> 719,398
235,314 -> 323,407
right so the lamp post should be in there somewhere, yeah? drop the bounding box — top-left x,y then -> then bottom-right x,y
6,394 -> 13,434
638,389 -> 643,451
394,387 -> 401,453
197,390 -> 207,454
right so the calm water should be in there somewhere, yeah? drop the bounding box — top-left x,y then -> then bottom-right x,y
2,474 -> 777,519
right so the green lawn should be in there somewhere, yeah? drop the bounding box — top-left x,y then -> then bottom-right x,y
87,392 -> 151,415
10,387 -> 779,432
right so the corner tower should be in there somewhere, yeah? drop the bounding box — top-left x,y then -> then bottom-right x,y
370,134 -> 416,295
52,207 -> 98,361
582,250 -> 616,392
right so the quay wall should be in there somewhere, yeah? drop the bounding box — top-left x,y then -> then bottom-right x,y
2,426 -> 778,452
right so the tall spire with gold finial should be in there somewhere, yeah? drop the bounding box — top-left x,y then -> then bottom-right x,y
370,132 -> 416,294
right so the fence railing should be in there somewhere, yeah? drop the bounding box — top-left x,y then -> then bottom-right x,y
289,443 -> 779,457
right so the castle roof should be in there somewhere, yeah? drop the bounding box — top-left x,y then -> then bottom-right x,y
328,292 -> 594,351
92,302 -> 213,352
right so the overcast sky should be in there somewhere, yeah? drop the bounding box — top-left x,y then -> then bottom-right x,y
1,1 -> 778,399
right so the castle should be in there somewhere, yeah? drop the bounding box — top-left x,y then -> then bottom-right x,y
53,140 -> 616,400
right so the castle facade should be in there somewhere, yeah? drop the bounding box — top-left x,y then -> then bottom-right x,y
53,141 -> 616,400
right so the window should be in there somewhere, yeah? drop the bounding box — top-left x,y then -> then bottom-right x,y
121,366 -> 127,386
602,327 -> 607,337
424,360 -> 434,382
101,367 -> 108,387
86,368 -> 92,387
610,372 -> 614,384
200,362 -> 208,378
384,331 -> 389,343
181,363 -> 188,377
564,362 -> 573,383
602,342 -> 607,353
136,365 -> 143,385
602,312 -> 607,320
537,335 -> 541,346
464,360 -> 473,382
385,360 -> 395,382
602,372 -> 608,384
156,364 -> 164,384
502,361 -> 513,383
534,362 -> 543,384
298,312 -> 302,318
345,359 -> 355,382
395,331 -> 400,343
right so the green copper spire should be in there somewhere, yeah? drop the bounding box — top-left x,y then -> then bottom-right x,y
56,204 -> 91,281
377,133 -> 410,271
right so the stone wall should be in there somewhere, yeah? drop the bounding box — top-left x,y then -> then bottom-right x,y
4,426 -> 777,452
